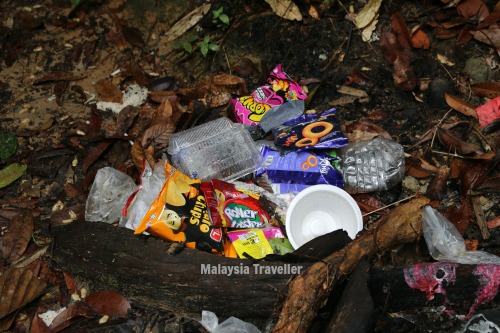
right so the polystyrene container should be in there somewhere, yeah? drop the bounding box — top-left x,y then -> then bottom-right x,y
167,117 -> 263,181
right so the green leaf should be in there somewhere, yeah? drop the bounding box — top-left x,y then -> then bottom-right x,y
208,43 -> 219,52
200,43 -> 208,57
0,163 -> 27,189
0,132 -> 18,160
212,7 -> 223,19
268,238 -> 294,255
183,41 -> 193,53
219,13 -> 230,25
72,0 -> 80,8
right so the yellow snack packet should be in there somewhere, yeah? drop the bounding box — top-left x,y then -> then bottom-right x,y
135,162 -> 224,253
227,229 -> 274,259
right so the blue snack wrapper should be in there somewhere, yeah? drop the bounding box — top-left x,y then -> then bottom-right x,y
272,108 -> 348,151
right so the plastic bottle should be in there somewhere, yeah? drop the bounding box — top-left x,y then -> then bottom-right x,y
338,136 -> 405,193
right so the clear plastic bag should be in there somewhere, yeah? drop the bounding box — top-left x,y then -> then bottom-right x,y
85,167 -> 137,223
200,311 -> 261,333
422,206 -> 500,265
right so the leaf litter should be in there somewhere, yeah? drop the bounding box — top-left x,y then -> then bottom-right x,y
0,0 -> 499,331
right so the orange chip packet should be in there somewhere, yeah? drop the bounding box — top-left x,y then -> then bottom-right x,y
135,162 -> 224,253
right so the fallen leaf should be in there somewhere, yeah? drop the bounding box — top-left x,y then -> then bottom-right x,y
445,93 -> 478,118
86,291 -> 131,317
361,13 -> 379,42
33,72 -> 84,85
212,74 -> 247,95
0,132 -> 18,161
164,4 -> 211,42
141,123 -> 175,152
475,175 -> 500,192
470,22 -> 500,48
126,62 -> 150,86
478,1 -> 500,28
82,141 -> 114,174
437,127 -> 482,155
393,56 -> 417,91
380,31 -> 401,63
445,197 -> 473,234
116,105 -> 139,135
487,215 -> 500,228
0,163 -> 27,189
308,5 -> 320,20
49,302 -> 96,332
457,0 -> 489,22
122,26 -> 145,49
425,166 -> 449,201
475,96 -> 500,127
0,211 -> 34,263
411,29 -> 431,49
337,85 -> 369,98
391,12 -> 412,49
344,121 -> 392,142
471,82 -> 500,98
131,140 -> 145,171
31,309 -> 51,333
0,265 -> 48,320
265,0 -> 302,21
95,79 -> 123,104
437,54 -> 455,66
354,0 -> 382,29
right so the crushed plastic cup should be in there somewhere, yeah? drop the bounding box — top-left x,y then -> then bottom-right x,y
285,184 -> 363,249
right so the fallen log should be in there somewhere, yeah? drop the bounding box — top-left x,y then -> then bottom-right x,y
272,196 -> 430,333
51,221 -> 310,326
370,262 -> 500,315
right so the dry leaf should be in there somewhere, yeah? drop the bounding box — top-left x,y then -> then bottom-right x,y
31,309 -> 51,333
345,121 -> 392,142
95,79 -> 123,104
48,302 -> 96,332
457,0 -> 489,22
437,127 -> 482,155
393,56 -> 417,91
391,12 -> 412,49
0,265 -> 48,319
131,140 -> 145,171
380,31 -> 400,63
471,82 -> 500,98
361,14 -> 378,42
487,215 -> 500,229
425,166 -> 450,201
470,22 -> 500,49
445,93 -> 478,118
164,4 -> 211,42
86,291 -> 131,317
116,105 -> 139,135
265,0 -> 302,21
437,54 -> 455,66
411,29 -> 431,49
354,0 -> 382,29
478,1 -> 500,28
141,123 -> 175,152
308,5 -> 320,20
0,211 -> 34,263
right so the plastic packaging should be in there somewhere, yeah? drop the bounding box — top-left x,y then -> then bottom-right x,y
339,136 -> 405,193
85,167 -> 137,223
422,206 -> 500,265
167,117 -> 262,181
120,160 -> 166,231
200,310 -> 261,333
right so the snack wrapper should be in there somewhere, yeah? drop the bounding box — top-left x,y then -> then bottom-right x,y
207,179 -> 270,228
227,228 -> 278,259
231,64 -> 307,126
257,147 -> 344,188
135,162 -> 224,253
272,108 -> 348,150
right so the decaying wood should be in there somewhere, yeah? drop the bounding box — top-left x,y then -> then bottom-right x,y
272,196 -> 430,333
51,222 -> 310,324
370,262 -> 500,314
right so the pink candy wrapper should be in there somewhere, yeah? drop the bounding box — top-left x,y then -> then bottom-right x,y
231,64 -> 307,126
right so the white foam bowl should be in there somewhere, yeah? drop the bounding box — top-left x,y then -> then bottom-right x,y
285,185 -> 363,249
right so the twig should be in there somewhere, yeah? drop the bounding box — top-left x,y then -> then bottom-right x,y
430,108 -> 452,151
431,150 -> 465,159
362,195 -> 417,217
321,37 -> 348,71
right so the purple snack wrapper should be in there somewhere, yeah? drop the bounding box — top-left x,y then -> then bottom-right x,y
257,146 -> 344,189
272,108 -> 348,151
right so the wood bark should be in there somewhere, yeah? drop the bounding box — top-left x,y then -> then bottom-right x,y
51,222 -> 310,324
272,196 -> 430,333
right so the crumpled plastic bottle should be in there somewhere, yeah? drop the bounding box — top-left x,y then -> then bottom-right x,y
339,136 -> 405,193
